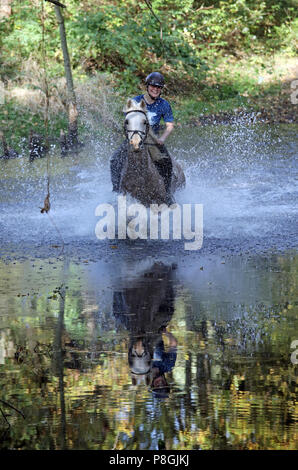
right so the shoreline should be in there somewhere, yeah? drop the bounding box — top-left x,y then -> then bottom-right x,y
176,92 -> 298,127
185,105 -> 297,127
0,90 -> 297,155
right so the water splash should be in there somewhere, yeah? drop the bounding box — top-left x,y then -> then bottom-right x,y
173,123 -> 297,240
0,123 -> 297,250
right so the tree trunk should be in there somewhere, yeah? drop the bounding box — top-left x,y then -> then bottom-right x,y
53,286 -> 67,449
54,5 -> 79,148
0,0 -> 13,19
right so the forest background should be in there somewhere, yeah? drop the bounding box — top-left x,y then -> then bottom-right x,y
0,0 -> 297,149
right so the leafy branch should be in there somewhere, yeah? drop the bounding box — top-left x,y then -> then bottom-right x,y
143,0 -> 163,48
0,399 -> 25,430
44,0 -> 66,8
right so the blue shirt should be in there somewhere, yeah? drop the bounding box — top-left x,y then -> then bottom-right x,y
152,340 -> 177,374
133,95 -> 174,134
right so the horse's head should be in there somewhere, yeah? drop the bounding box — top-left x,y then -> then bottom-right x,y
123,98 -> 149,151
128,338 -> 153,382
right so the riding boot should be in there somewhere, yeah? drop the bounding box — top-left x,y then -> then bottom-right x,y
154,155 -> 174,205
110,141 -> 128,191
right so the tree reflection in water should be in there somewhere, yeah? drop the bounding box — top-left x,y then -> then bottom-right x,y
0,254 -> 297,450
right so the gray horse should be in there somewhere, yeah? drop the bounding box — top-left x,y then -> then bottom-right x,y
110,99 -> 185,207
113,262 -> 177,387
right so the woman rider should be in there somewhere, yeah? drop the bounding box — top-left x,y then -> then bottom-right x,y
110,72 -> 174,202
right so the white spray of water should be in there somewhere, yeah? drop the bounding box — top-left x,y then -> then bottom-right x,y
0,123 -> 297,245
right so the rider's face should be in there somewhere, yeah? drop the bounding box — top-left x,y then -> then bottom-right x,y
148,84 -> 162,98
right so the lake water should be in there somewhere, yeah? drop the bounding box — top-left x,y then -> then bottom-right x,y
0,123 -> 297,450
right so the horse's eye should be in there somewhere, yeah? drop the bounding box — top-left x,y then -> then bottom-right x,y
125,119 -> 128,125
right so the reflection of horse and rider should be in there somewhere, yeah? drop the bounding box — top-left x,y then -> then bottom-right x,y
113,262 -> 178,399
110,72 -> 185,206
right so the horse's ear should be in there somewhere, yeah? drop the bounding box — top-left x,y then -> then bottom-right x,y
123,98 -> 133,112
140,99 -> 147,111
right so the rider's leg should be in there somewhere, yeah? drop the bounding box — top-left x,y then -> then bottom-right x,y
152,144 -> 174,204
154,156 -> 173,193
110,142 -> 127,191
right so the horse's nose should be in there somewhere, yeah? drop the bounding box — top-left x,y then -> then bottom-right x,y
129,140 -> 138,150
134,340 -> 145,355
130,134 -> 141,151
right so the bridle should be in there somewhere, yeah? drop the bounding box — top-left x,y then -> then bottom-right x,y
124,109 -> 149,147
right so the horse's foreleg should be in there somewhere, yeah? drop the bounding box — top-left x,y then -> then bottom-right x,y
110,142 -> 127,191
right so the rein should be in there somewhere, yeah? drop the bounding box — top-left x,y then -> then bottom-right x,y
124,109 -> 149,146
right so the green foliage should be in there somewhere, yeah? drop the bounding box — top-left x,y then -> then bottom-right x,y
0,0 -> 296,144
267,17 -> 298,55
1,0 -> 296,86
66,2 -> 202,91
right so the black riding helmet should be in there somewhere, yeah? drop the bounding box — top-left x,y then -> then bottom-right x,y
145,72 -> 165,101
145,72 -> 165,89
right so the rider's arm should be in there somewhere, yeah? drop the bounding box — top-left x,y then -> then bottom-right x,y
160,327 -> 178,348
157,122 -> 174,145
163,329 -> 177,348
